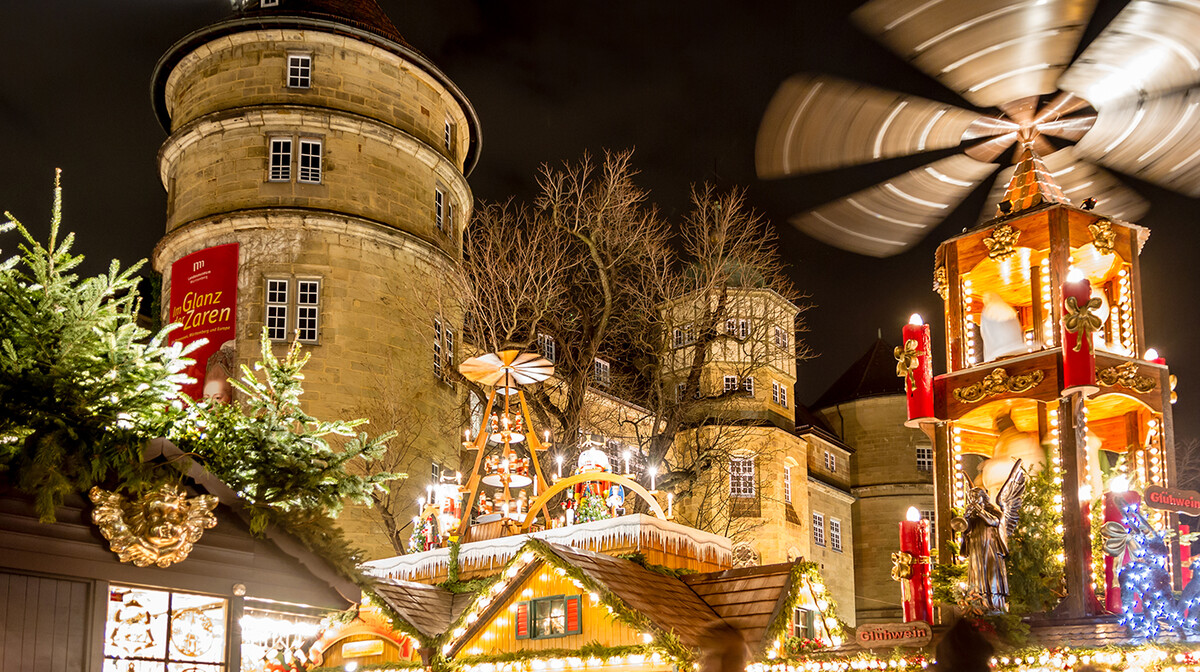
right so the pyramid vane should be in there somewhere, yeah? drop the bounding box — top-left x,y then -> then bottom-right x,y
997,143 -> 1070,217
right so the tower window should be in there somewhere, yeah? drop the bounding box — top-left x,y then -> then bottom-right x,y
266,279 -> 289,340
824,450 -> 836,473
268,137 -> 292,181
729,456 -> 755,498
772,380 -> 788,408
286,53 -> 311,89
812,512 -> 826,546
433,317 -> 454,383
537,333 -> 556,363
435,188 -> 445,231
742,376 -> 755,396
298,139 -> 322,183
830,518 -> 843,552
594,359 -> 611,387
296,279 -> 320,343
444,120 -> 455,151
916,444 -> 933,471
266,277 -> 320,343
774,325 -> 789,350
447,200 -> 455,233
724,375 -> 739,393
725,318 -> 750,339
783,464 -> 792,503
676,382 -> 687,402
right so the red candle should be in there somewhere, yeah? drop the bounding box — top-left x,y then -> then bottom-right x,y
899,508 -> 933,623
1103,487 -> 1141,614
902,314 -> 935,427
1061,270 -> 1099,397
1145,348 -> 1167,366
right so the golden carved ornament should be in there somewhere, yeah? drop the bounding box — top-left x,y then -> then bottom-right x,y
1171,374 -> 1178,404
891,550 -> 913,581
982,224 -> 1020,261
952,368 -> 1045,403
1089,220 -> 1116,254
933,265 -> 948,301
90,484 -> 219,568
1096,361 -> 1157,394
895,339 -> 919,385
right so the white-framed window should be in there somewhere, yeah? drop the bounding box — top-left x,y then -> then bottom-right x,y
286,52 -> 311,88
104,585 -> 229,670
443,120 -> 454,151
268,137 -> 292,181
537,333 -> 556,363
266,278 -> 289,341
725,318 -> 750,339
916,444 -> 933,471
676,382 -> 687,402
824,450 -> 836,473
783,464 -> 792,503
298,139 -> 322,183
435,188 -> 445,231
261,0 -> 279,7
724,375 -> 739,393
431,318 -> 454,383
295,279 -> 320,343
266,277 -> 320,343
433,319 -> 443,380
594,358 -> 611,386
742,376 -> 755,396
921,509 -> 935,524
772,380 -> 788,407
774,325 -> 789,350
446,200 -> 455,233
793,607 -> 816,639
812,512 -> 825,546
729,456 -> 755,498
673,324 -> 696,348
672,328 -> 684,348
830,518 -> 843,552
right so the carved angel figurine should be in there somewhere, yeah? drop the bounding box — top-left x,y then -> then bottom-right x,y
952,459 -> 1027,612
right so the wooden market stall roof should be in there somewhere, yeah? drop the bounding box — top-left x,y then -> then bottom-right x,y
371,578 -> 473,640
542,542 -> 722,648
682,563 -> 794,651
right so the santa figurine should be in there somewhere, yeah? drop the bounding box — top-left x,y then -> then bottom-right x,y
561,490 -> 576,525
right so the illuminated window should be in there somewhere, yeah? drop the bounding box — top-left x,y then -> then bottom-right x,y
104,585 -> 228,671
594,359 -> 611,387
515,596 -> 582,640
730,456 -> 755,498
261,0 -> 280,6
812,512 -> 825,546
793,607 -> 816,639
783,465 -> 792,503
297,139 -> 322,183
286,53 -> 311,88
268,138 -> 292,181
537,333 -> 556,363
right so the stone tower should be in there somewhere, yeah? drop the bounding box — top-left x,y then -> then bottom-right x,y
150,0 -> 480,558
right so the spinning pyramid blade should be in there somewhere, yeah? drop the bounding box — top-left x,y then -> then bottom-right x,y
1059,0 -> 1200,109
756,74 -> 996,178
1073,87 -> 1200,197
792,155 -> 997,257
852,0 -> 1096,109
975,147 -> 1149,225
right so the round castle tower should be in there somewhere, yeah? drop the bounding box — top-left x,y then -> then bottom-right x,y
151,0 -> 480,558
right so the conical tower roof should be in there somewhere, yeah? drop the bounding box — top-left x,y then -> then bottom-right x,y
812,337 -> 903,410
996,144 -> 1069,217
236,0 -> 409,49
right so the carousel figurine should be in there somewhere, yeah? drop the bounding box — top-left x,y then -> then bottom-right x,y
606,483 -> 626,516
561,490 -> 576,526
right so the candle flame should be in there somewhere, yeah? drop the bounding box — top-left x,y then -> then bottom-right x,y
908,313 -> 923,326
906,506 -> 921,522
1145,348 -> 1160,361
1066,267 -> 1085,283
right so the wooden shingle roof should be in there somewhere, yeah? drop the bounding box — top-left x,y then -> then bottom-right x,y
542,543 -> 723,648
682,563 -> 795,651
371,578 -> 464,640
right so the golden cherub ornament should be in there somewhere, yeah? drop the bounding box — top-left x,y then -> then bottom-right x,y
90,484 -> 219,568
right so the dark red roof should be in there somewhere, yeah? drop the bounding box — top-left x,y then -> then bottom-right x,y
812,338 -> 903,410
237,0 -> 410,48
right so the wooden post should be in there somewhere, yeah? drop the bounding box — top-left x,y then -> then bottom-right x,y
944,245 -> 963,372
932,422 -> 955,563
1058,393 -> 1096,617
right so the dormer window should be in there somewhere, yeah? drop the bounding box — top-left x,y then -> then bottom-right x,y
287,53 -> 311,89
261,0 -> 280,7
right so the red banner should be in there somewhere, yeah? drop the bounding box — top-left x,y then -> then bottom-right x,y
169,244 -> 239,402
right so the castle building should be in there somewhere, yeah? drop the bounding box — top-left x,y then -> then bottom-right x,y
812,339 -> 935,624
150,0 -> 480,558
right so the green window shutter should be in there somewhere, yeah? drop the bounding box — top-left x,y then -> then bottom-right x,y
516,601 -> 530,639
565,595 -> 582,635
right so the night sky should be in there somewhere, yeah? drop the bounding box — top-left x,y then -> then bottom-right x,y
1,0 -> 1196,445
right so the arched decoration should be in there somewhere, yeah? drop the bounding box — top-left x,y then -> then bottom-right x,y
520,472 -> 665,531
308,618 -> 413,668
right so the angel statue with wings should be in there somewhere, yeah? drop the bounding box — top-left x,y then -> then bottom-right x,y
952,459 -> 1027,612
